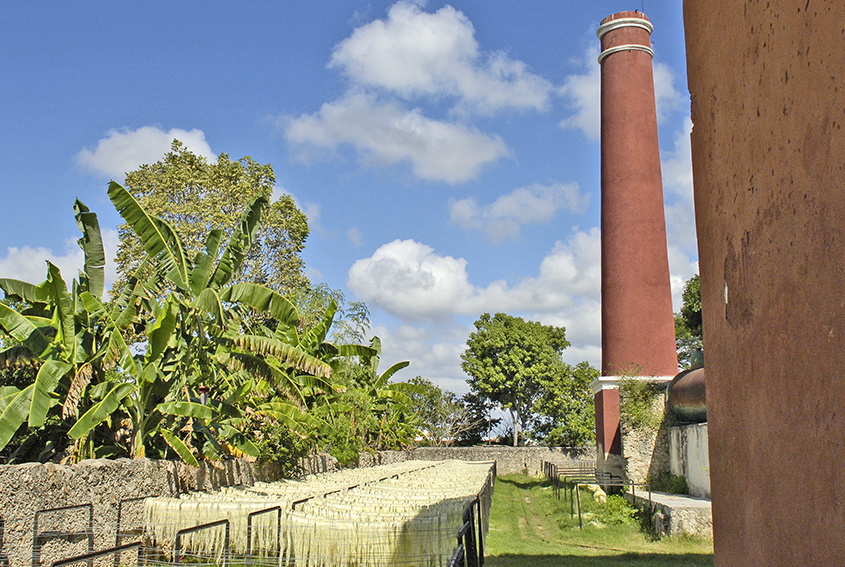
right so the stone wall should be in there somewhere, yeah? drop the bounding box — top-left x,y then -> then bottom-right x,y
0,457 -> 286,567
669,423 -> 710,498
619,396 -> 670,484
410,446 -> 595,476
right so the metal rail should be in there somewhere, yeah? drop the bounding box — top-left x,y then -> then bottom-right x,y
448,462 -> 496,567
32,504 -> 94,567
50,541 -> 142,567
173,519 -> 230,567
0,515 -> 8,567
245,506 -> 282,566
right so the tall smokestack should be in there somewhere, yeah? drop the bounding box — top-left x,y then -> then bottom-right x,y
593,12 -> 678,475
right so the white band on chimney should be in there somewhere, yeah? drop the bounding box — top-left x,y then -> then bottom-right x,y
597,44 -> 654,64
596,17 -> 653,39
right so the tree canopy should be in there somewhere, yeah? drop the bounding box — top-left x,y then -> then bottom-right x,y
675,274 -> 703,369
460,313 -> 592,447
112,141 -> 310,299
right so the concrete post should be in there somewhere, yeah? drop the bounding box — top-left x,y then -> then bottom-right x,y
593,12 -> 678,476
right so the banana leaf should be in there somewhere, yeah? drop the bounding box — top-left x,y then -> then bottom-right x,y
161,429 -> 199,466
107,181 -> 190,292
0,303 -> 50,357
0,279 -> 51,303
145,298 -> 177,365
190,229 -> 223,297
74,199 -> 106,299
68,382 -> 135,439
158,400 -> 214,421
46,262 -> 76,360
28,359 -> 71,428
0,384 -> 34,450
219,283 -> 299,327
209,193 -> 268,290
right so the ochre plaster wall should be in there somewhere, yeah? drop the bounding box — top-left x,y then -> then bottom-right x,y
684,2 -> 845,564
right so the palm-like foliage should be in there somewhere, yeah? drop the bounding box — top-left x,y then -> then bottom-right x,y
101,182 -> 333,462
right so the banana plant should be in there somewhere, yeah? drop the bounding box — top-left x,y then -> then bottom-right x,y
0,200 -> 114,454
97,182 -> 334,462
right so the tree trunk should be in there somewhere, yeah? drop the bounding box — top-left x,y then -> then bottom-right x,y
510,408 -> 519,447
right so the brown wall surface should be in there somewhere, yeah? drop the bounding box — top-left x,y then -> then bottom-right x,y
600,11 -> 678,378
684,2 -> 845,565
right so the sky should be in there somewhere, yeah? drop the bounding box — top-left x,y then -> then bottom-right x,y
0,1 -> 697,395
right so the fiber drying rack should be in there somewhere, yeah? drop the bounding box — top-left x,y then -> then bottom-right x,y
31,460 -> 495,567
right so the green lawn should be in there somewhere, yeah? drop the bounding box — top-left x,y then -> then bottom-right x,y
484,475 -> 714,567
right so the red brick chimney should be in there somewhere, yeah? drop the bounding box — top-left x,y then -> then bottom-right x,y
594,12 -> 678,475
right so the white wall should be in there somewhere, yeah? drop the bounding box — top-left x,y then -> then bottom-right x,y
669,423 -> 710,498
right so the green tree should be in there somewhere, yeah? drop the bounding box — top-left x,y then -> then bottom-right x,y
675,274 -> 703,369
530,360 -> 597,447
405,377 -> 480,446
461,313 -> 570,447
456,391 -> 500,446
112,141 -> 310,299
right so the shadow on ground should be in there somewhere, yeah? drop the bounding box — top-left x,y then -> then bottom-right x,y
496,476 -> 548,490
486,553 -> 714,567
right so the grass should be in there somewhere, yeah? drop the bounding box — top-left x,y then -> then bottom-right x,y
484,475 -> 713,567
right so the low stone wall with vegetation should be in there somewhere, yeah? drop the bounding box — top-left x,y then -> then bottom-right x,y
410,446 -> 595,476
618,379 -> 671,484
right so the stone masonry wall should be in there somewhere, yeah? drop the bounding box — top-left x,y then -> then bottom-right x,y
620,396 -> 670,484
410,446 -> 595,476
0,457 -> 286,567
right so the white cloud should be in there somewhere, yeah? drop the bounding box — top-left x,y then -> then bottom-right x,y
662,118 -> 698,257
285,92 -> 509,183
668,244 -> 699,312
353,225 -> 702,384
371,322 -> 473,395
558,46 -> 602,140
450,182 -> 588,241
558,46 -> 685,140
347,228 -> 601,322
77,126 -> 215,179
329,1 -> 553,115
0,229 -> 119,299
347,227 -> 363,248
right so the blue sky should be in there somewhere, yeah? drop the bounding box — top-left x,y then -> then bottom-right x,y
0,1 -> 697,394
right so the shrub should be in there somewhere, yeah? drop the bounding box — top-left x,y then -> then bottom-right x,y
648,471 -> 689,495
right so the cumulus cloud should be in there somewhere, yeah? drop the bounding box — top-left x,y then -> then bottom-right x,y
371,322 -> 474,394
353,227 -> 699,382
558,47 -> 602,140
77,126 -> 215,179
0,229 -> 119,299
450,182 -> 588,241
558,46 -> 685,140
662,118 -> 698,258
285,93 -> 509,183
329,1 -> 553,115
347,228 -> 601,322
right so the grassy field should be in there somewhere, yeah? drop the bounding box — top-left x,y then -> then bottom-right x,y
484,475 -> 714,567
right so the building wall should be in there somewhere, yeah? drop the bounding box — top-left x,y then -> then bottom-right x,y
684,1 -> 845,564
669,423 -> 710,498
